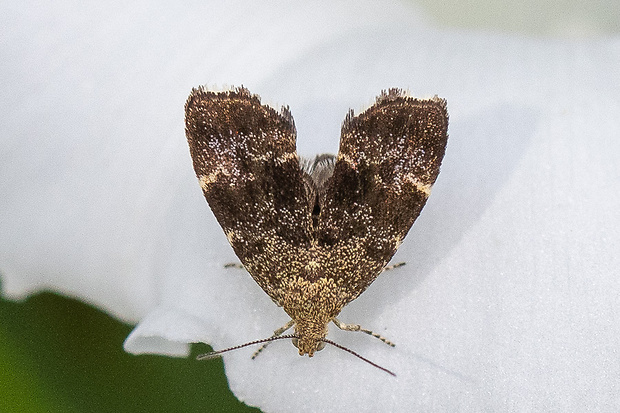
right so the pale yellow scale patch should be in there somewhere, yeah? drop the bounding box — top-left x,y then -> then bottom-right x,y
403,173 -> 432,197
252,151 -> 297,164
198,169 -> 229,190
393,234 -> 404,250
224,229 -> 236,245
338,152 -> 358,168
199,166 -> 256,191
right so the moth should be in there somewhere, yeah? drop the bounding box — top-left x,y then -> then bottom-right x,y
185,87 -> 448,374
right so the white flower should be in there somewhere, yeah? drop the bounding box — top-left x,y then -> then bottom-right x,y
2,0 -> 620,411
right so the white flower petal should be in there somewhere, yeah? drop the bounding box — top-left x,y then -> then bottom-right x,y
2,1 -> 620,412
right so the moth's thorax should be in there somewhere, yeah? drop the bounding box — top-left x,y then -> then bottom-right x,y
279,275 -> 345,319
266,274 -> 339,357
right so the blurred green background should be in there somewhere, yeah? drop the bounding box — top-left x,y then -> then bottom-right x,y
2,2 -> 618,412
0,291 -> 259,412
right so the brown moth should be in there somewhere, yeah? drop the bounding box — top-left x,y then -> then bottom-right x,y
184,87 -> 448,374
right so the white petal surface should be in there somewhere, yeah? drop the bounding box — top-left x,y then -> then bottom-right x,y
2,1 -> 620,412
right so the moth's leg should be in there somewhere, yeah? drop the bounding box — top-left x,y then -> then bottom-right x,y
382,262 -> 406,272
332,317 -> 395,347
251,319 -> 296,359
224,263 -> 244,269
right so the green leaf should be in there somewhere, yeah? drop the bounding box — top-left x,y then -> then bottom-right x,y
0,292 -> 260,413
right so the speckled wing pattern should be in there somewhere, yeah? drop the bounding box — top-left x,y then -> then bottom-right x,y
185,86 -> 448,355
317,90 -> 449,303
184,86 -> 313,298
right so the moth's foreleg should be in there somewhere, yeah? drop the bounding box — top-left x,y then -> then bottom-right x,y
251,319 -> 296,359
332,317 -> 395,347
382,262 -> 406,272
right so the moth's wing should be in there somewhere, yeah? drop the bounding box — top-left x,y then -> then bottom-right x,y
318,89 -> 449,301
184,87 -> 313,299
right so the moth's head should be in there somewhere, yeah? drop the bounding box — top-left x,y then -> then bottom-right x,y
196,331 -> 396,376
292,336 -> 326,357
292,320 -> 329,357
